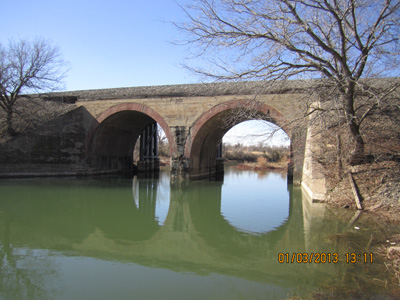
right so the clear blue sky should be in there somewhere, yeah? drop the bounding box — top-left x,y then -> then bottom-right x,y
1,0 -> 289,146
1,0 -> 194,91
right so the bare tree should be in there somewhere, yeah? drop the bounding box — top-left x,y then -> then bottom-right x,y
177,0 -> 400,164
0,38 -> 68,136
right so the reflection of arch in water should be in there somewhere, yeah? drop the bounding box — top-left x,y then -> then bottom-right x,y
132,173 -> 170,225
0,173 -> 302,266
185,178 -> 303,255
220,171 -> 290,234
0,178 -> 164,246
83,178 -> 161,243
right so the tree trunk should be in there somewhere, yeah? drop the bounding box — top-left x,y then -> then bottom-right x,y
348,119 -> 365,165
343,91 -> 365,165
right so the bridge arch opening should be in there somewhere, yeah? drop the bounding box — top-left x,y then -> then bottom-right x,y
185,100 -> 292,179
86,103 -> 173,173
223,120 -> 290,148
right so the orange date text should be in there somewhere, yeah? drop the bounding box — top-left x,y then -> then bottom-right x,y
277,252 -> 373,264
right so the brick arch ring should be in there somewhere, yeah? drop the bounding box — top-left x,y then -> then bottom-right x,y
184,99 -> 289,158
85,102 -> 176,155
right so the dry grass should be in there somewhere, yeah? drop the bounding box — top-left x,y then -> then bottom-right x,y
235,159 -> 288,171
377,234 -> 400,287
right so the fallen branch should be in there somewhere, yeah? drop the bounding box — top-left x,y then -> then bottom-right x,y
348,172 -> 363,210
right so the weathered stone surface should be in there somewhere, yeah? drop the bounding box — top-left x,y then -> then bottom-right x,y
0,107 -> 92,164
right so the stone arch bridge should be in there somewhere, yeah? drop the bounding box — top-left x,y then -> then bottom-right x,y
0,80 -> 325,200
72,81 -> 310,180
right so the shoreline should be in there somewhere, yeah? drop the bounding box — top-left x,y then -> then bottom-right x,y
0,164 -> 122,178
230,160 -> 288,172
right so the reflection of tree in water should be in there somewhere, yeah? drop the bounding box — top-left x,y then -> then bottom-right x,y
0,215 -> 56,300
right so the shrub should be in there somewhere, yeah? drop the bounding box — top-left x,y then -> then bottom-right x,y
257,156 -> 268,167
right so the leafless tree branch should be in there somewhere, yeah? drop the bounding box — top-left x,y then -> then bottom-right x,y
177,0 -> 400,164
0,38 -> 68,136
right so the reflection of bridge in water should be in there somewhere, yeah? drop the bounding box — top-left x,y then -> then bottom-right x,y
0,172 -> 345,289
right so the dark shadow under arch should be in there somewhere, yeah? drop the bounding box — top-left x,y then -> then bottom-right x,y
86,103 -> 174,172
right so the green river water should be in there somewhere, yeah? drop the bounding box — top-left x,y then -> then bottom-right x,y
0,166 -> 398,300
